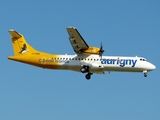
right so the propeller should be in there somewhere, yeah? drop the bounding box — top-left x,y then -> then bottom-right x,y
99,42 -> 105,59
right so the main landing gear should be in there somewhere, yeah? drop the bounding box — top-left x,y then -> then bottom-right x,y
80,66 -> 92,80
85,73 -> 93,80
80,66 -> 88,73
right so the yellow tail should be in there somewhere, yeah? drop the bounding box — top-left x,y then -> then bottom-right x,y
8,30 -> 38,56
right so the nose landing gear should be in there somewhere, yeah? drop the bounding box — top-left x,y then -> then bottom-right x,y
143,71 -> 147,77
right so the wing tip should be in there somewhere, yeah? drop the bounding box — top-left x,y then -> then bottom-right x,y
67,26 -> 76,29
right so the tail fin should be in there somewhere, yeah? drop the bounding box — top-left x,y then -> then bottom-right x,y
8,30 -> 38,56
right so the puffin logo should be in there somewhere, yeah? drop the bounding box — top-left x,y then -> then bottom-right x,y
19,43 -> 29,54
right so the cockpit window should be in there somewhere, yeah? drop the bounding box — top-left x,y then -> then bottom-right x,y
140,58 -> 147,61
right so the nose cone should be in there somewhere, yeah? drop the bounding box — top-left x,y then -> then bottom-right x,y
150,64 -> 156,70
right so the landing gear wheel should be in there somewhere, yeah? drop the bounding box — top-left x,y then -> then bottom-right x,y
144,73 -> 147,77
80,66 -> 88,73
81,67 -> 87,73
143,71 -> 147,77
85,73 -> 91,80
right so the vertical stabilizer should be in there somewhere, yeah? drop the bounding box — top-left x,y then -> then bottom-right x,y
8,30 -> 38,56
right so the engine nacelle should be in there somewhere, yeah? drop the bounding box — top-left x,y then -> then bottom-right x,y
82,46 -> 100,54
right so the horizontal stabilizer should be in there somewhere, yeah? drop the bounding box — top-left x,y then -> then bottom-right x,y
8,30 -> 22,38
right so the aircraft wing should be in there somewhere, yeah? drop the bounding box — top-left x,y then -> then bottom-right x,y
66,27 -> 89,54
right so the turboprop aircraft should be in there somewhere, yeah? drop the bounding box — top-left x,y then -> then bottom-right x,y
8,27 -> 156,80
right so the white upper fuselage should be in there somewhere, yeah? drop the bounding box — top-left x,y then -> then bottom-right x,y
47,54 -> 156,74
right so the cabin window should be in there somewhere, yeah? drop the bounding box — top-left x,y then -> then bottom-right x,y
72,58 -> 74,60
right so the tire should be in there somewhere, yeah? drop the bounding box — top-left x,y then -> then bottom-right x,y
85,74 -> 91,80
80,67 -> 87,73
144,74 -> 147,77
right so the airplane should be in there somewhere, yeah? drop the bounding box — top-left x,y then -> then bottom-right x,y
8,27 -> 156,80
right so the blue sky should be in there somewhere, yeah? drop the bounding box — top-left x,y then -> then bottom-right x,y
1,0 -> 160,120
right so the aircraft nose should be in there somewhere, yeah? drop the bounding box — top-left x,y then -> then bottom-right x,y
150,63 -> 156,70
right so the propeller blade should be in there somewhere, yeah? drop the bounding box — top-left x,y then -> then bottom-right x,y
99,42 -> 105,59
